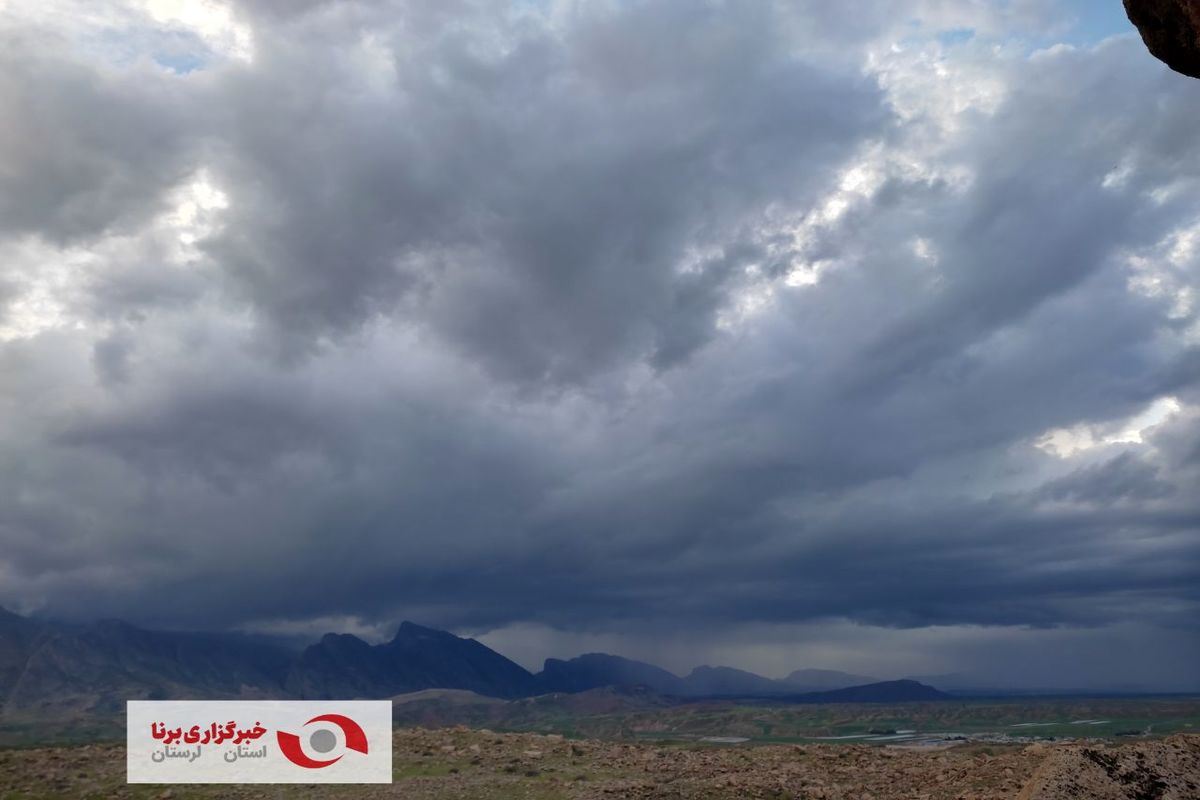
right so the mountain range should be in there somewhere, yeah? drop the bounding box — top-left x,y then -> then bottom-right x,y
0,607 -> 945,725
538,653 -> 882,697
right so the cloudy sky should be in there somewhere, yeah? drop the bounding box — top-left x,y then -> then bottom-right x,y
1,0 -> 1198,690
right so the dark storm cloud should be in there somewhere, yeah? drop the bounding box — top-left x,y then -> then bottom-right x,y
0,1 -> 1197,687
1040,452 -> 1174,504
197,0 -> 886,378
847,41 -> 1200,397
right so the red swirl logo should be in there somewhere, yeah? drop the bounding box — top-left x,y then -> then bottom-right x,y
276,713 -> 369,769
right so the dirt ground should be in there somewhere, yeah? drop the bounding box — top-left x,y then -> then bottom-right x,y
0,728 -> 1196,799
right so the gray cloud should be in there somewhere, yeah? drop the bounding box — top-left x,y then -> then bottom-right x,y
0,27 -> 199,242
195,0 -> 887,378
0,1 -> 1196,689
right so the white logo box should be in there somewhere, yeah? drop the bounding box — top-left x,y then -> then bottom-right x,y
127,700 -> 392,784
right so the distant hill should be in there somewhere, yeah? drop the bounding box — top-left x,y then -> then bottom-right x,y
785,679 -> 951,704
538,653 -> 685,695
388,684 -> 676,732
782,668 -> 880,692
538,657 -> 882,698
390,688 -> 508,707
681,665 -> 784,696
903,673 -> 986,692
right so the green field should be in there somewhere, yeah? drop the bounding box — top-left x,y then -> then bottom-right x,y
443,696 -> 1200,746
4,695 -> 1198,750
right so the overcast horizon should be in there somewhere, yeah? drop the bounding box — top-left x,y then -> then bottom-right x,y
1,0 -> 1198,692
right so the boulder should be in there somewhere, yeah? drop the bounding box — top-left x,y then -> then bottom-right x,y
1124,0 -> 1200,79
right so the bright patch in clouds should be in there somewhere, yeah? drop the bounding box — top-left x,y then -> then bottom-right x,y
164,171 -> 230,251
0,0 -> 252,67
1127,218 -> 1200,321
0,170 -> 227,342
0,240 -> 89,342
1037,397 -> 1185,459
139,0 -> 252,63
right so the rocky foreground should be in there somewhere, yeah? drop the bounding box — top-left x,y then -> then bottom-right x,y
0,728 -> 1196,799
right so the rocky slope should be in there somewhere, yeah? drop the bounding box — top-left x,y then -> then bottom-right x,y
0,614 -> 291,722
1019,734 -> 1200,799
287,621 -> 542,700
3,726 -> 1196,799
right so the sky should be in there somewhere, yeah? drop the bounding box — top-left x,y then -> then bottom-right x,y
0,0 -> 1197,691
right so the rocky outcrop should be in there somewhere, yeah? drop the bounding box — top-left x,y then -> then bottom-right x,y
1019,734 -> 1200,799
1125,0 -> 1200,79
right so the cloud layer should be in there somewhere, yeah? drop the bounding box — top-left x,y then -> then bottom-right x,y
0,0 -> 1197,688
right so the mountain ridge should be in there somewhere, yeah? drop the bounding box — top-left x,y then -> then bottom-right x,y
0,609 -> 949,724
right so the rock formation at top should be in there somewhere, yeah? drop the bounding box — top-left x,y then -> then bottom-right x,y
1125,0 -> 1200,78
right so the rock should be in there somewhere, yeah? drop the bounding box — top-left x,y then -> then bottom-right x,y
1124,0 -> 1200,79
